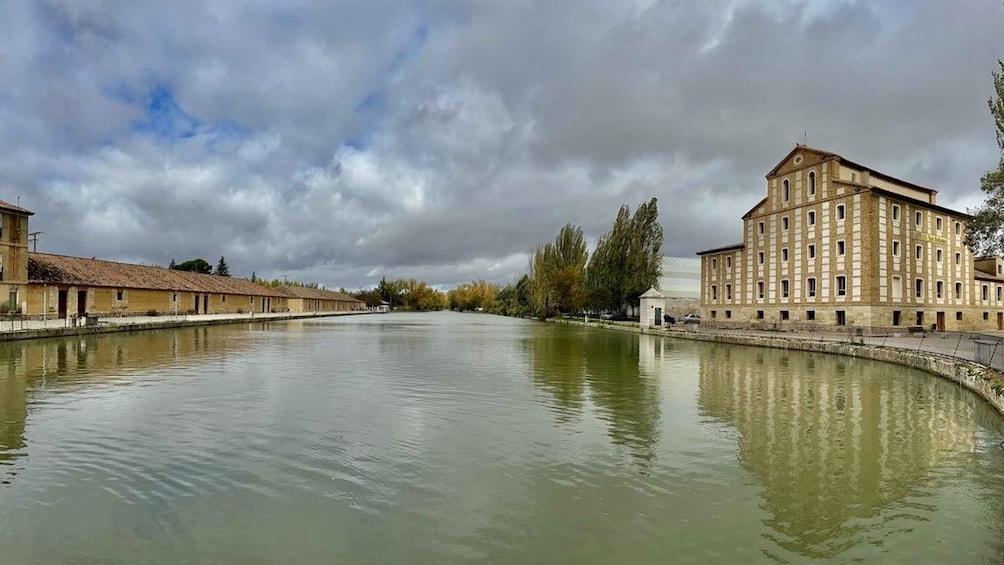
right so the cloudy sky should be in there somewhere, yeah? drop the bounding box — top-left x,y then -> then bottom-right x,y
1,0 -> 1001,289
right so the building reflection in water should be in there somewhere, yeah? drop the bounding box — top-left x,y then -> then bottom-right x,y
528,326 -> 662,469
697,343 -> 1003,560
0,326 -> 254,485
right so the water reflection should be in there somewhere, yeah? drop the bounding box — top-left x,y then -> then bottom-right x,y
697,343 -> 1001,560
0,326 -> 258,485
528,326 -> 661,468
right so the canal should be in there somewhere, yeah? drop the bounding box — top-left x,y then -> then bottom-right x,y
1,312 -> 1003,563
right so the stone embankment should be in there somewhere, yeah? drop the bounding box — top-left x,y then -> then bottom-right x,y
553,318 -> 1004,417
0,311 -> 371,342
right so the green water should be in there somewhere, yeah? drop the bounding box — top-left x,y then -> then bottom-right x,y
1,312 -> 1002,563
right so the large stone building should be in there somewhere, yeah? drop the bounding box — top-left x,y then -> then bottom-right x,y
0,199 -> 33,313
697,145 -> 1004,331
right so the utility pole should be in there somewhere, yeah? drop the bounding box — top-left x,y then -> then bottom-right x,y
28,231 -> 43,252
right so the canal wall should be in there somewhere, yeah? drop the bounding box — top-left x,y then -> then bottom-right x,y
0,311 -> 372,342
553,318 -> 1004,416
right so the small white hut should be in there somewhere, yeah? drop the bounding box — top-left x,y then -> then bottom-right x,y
639,287 -> 666,329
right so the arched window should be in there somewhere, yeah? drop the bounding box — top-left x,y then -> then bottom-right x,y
808,171 -> 816,195
783,179 -> 790,202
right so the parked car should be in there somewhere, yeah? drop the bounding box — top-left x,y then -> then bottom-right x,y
681,314 -> 701,324
663,314 -> 676,325
599,313 -> 614,320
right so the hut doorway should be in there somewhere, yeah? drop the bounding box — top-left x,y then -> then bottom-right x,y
57,290 -> 68,319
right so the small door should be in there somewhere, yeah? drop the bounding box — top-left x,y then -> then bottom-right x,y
654,307 -> 662,326
57,290 -> 68,319
936,311 -> 945,332
77,290 -> 87,315
998,312 -> 1003,330
194,295 -> 200,314
203,295 -> 208,314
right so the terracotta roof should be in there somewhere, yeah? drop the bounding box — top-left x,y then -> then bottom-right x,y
0,199 -> 34,215
276,284 -> 364,303
28,253 -> 285,297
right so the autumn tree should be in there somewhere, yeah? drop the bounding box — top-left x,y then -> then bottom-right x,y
586,198 -> 663,313
968,60 -> 1004,256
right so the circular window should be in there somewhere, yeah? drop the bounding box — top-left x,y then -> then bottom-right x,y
793,154 -> 804,165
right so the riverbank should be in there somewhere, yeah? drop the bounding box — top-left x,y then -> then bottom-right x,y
552,318 -> 1004,416
0,310 -> 372,342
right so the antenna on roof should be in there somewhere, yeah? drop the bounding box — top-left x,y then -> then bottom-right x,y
28,231 -> 43,252
803,130 -> 807,145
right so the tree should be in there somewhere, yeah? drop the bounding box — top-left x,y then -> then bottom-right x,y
174,258 -> 213,274
215,256 -> 231,277
968,60 -> 1004,256
251,271 -> 257,283
169,258 -> 177,269
586,198 -> 663,313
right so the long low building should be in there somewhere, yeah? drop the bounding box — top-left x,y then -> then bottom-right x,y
276,284 -> 366,313
26,253 -> 287,317
696,144 -> 1004,331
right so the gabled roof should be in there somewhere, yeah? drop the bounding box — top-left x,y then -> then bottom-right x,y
0,199 -> 34,216
640,287 -> 665,299
275,284 -> 364,303
741,197 -> 768,220
28,253 -> 285,297
767,144 -> 937,195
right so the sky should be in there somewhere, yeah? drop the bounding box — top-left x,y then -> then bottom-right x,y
1,0 -> 1001,290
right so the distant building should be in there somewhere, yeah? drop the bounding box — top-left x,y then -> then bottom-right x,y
696,144 -> 1004,330
276,284 -> 366,313
658,257 -> 700,299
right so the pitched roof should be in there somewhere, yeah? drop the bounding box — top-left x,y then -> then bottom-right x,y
639,287 -> 665,299
0,199 -> 34,215
28,253 -> 285,297
696,243 -> 744,256
275,284 -> 364,303
767,144 -> 937,195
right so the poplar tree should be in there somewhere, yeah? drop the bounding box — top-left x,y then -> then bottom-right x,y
968,60 -> 1004,256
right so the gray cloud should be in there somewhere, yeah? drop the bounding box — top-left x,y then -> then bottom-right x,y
1,0 -> 1000,289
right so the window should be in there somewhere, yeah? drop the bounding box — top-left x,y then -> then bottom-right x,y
984,312 -> 990,321
808,244 -> 816,259
836,276 -> 847,296
998,287 -> 1002,301
892,311 -> 901,326
783,179 -> 790,202
725,310 -> 732,319
711,258 -> 717,270
936,217 -> 943,231
807,210 -> 816,225
780,310 -> 789,321
807,277 -> 816,297
916,311 -> 925,325
711,310 -> 717,319
915,245 -> 922,260
955,222 -> 961,236
836,311 -> 846,326
956,311 -> 963,321
955,252 -> 961,265
222,295 -> 226,303
936,249 -> 943,263
807,310 -> 815,321
782,280 -> 789,298
172,293 -> 178,302
809,171 -> 816,195
782,248 -> 789,262
916,279 -> 924,298
726,256 -> 731,268
756,310 -> 764,320
983,285 -> 989,301
782,216 -> 789,231
892,241 -> 900,256
758,221 -> 765,235
936,281 -> 943,299
836,204 -> 845,220
956,282 -> 962,298
758,281 -> 765,299
726,284 -> 732,300
116,290 -> 123,301
758,251 -> 765,265
892,205 -> 900,221
837,240 -> 845,256
916,211 -> 922,226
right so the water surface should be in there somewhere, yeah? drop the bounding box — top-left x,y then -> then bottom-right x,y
1,312 -> 1002,563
